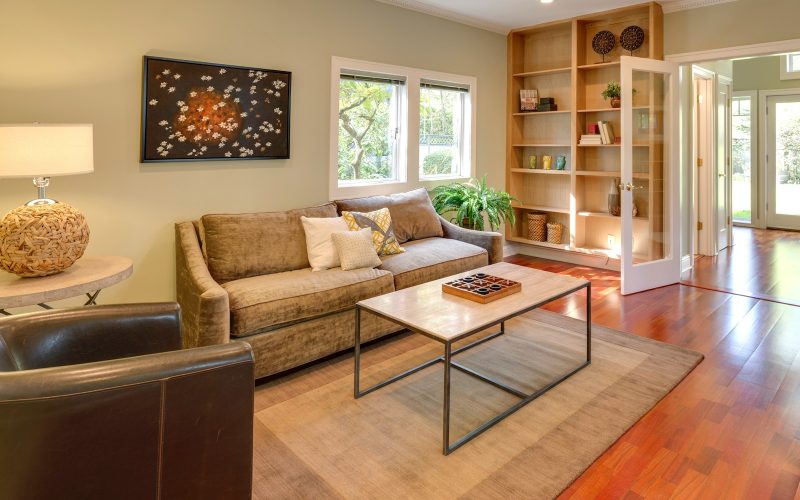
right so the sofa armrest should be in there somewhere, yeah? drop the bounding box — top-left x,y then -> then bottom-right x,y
439,215 -> 503,264
176,222 -> 230,348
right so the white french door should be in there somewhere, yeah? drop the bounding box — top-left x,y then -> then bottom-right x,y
620,56 -> 680,295
765,93 -> 800,230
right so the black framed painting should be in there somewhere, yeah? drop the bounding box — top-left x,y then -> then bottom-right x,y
141,56 -> 291,162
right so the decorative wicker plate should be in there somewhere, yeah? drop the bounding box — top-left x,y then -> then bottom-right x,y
620,25 -> 645,55
591,30 -> 616,62
442,273 -> 522,304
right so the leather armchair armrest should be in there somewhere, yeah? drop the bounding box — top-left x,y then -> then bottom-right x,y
0,303 -> 181,371
439,215 -> 504,264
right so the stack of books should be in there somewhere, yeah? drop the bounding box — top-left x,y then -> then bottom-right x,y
579,134 -> 603,145
536,97 -> 557,112
581,121 -> 617,145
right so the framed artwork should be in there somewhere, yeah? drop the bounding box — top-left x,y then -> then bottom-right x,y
141,56 -> 291,162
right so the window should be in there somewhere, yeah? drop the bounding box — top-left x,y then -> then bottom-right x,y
732,95 -> 754,224
330,57 -> 476,198
419,81 -> 470,180
780,53 -> 800,80
337,73 -> 404,185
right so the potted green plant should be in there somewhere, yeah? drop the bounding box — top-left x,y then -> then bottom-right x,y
601,81 -> 636,108
430,176 -> 516,231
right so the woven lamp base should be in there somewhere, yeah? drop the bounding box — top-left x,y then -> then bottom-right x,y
0,202 -> 90,277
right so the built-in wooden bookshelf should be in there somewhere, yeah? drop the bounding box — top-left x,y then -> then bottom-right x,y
505,2 -> 664,267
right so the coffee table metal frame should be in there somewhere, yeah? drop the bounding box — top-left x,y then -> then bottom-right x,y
354,281 -> 591,455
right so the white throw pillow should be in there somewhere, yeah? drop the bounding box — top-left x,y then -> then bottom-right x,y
301,216 -> 350,271
330,228 -> 382,271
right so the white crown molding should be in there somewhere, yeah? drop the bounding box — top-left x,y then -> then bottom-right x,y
658,0 -> 737,14
665,37 -> 800,64
375,0 -> 509,35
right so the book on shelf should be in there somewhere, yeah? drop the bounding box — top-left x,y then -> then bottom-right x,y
520,89 -> 539,112
594,121 -> 616,145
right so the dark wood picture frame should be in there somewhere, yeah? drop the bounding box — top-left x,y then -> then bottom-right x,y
140,56 -> 291,162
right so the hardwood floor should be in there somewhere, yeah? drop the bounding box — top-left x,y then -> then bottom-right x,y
253,252 -> 800,499
504,254 -> 800,499
682,226 -> 800,307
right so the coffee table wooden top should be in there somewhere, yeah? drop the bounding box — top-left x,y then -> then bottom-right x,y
358,262 -> 588,342
0,256 -> 133,309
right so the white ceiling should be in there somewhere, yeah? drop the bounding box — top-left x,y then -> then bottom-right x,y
375,0 -> 736,34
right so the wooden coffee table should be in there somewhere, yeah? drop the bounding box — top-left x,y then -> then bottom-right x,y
354,261 -> 591,455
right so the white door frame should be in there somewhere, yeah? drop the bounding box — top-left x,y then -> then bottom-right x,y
667,38 -> 800,267
692,65 -> 715,256
716,74 -> 733,253
760,88 -> 800,230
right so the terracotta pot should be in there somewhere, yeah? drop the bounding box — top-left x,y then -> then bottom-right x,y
610,97 -> 621,108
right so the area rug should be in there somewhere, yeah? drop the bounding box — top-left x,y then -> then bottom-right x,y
255,310 -> 703,499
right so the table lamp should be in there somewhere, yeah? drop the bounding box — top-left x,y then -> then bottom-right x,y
0,124 -> 94,277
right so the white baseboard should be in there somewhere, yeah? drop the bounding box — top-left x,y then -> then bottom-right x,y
506,242 -> 620,271
681,254 -> 693,273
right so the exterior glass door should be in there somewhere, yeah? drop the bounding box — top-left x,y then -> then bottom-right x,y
620,57 -> 680,295
766,94 -> 800,230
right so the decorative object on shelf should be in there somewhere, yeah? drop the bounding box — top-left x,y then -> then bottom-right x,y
542,155 -> 553,170
527,213 -> 547,242
528,155 -> 537,169
546,222 -> 564,244
556,156 -> 567,170
632,203 -> 639,217
430,176 -> 516,231
520,89 -> 539,112
141,56 -> 291,162
0,124 -> 93,277
536,97 -> 557,112
608,178 -> 621,216
601,81 -> 637,108
620,25 -> 645,56
591,30 -> 616,63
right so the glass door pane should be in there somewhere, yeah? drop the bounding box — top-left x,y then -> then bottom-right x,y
732,96 -> 753,224
774,101 -> 800,217
620,56 -> 679,295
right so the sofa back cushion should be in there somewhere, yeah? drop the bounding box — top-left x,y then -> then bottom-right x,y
334,188 -> 443,243
201,203 -> 338,282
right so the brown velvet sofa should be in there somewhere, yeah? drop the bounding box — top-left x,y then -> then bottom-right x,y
176,188 -> 502,378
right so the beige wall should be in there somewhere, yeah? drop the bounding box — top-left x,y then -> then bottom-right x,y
0,0 -> 506,305
664,0 -> 800,55
733,56 -> 800,91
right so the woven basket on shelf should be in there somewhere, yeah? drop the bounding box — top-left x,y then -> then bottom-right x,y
527,213 -> 547,242
0,202 -> 90,277
547,222 -> 564,244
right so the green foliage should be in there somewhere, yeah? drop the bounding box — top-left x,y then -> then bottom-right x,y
338,80 -> 393,181
422,150 -> 454,176
601,81 -> 636,101
430,176 -> 516,231
779,116 -> 800,184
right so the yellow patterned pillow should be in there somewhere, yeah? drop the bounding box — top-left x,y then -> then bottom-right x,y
341,208 -> 405,256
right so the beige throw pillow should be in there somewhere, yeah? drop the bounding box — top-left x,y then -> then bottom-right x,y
300,216 -> 350,271
330,228 -> 382,271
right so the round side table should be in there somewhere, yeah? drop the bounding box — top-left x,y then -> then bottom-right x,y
0,256 -> 133,315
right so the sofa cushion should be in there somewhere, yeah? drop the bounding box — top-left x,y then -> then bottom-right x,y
378,237 -> 488,290
335,188 -> 443,243
201,203 -> 338,282
221,267 -> 394,338
341,208 -> 404,256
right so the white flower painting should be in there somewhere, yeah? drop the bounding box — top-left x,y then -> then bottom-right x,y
142,56 -> 290,161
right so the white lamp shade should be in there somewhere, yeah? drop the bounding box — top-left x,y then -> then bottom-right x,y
0,124 -> 94,178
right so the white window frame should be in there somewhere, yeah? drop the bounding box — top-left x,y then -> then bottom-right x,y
780,53 -> 800,80
330,56 -> 476,199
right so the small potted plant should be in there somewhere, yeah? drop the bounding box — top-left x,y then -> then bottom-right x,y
601,81 -> 636,108
431,176 -> 516,231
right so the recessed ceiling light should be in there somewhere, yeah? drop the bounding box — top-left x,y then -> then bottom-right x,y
541,0 -> 553,3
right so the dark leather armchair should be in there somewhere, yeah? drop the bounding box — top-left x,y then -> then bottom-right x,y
0,303 -> 254,500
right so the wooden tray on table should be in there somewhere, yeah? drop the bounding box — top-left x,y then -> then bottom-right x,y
442,273 -> 522,304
